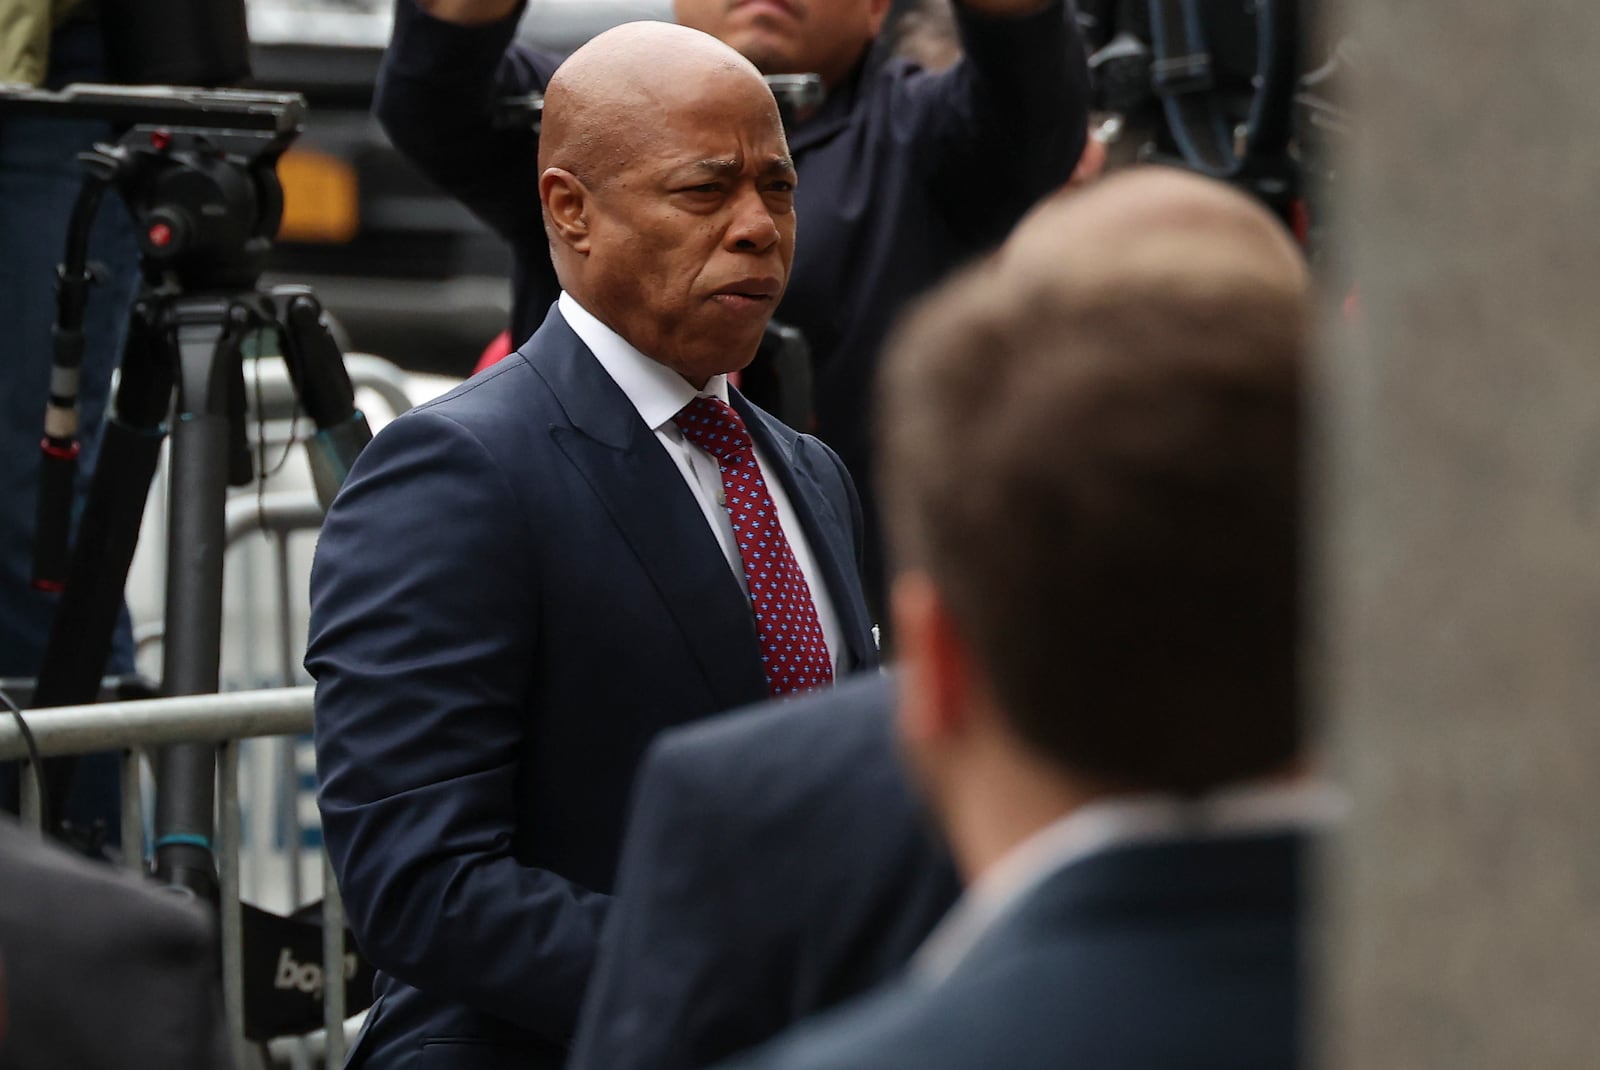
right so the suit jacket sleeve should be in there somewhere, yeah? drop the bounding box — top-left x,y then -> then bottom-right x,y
908,0 -> 1090,247
374,0 -> 562,250
568,735 -> 794,1070
307,407 -> 609,1040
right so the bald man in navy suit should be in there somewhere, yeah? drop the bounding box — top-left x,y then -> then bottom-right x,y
307,25 -> 876,1069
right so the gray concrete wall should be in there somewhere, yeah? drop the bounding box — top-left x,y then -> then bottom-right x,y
1316,2 -> 1600,1066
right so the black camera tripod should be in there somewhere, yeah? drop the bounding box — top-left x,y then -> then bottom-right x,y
1,84 -> 371,898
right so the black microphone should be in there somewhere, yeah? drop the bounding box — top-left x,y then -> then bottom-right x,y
33,169 -> 114,592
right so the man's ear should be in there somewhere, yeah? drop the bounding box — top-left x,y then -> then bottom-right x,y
540,167 -> 592,253
891,570 -> 973,749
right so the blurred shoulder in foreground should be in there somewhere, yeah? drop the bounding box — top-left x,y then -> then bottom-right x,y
569,672 -> 961,1070
0,815 -> 231,1070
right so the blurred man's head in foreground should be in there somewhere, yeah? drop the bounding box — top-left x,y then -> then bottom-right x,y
878,168 -> 1311,867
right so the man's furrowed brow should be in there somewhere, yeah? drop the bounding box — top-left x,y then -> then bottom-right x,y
761,156 -> 799,182
675,158 -> 743,181
669,156 -> 797,181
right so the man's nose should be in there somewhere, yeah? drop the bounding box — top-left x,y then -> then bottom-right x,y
726,188 -> 781,252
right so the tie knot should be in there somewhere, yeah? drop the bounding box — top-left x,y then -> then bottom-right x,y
673,395 -> 753,460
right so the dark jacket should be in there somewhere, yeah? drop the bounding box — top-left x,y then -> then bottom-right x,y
306,306 -> 878,1069
716,833 -> 1306,1070
373,0 -> 1089,603
569,673 -> 960,1070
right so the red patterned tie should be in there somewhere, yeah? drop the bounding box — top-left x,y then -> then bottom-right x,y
673,396 -> 834,697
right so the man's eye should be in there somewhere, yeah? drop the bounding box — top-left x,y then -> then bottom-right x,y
684,184 -> 722,195
767,181 -> 796,194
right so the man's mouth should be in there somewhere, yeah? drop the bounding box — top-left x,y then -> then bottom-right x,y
711,277 -> 783,310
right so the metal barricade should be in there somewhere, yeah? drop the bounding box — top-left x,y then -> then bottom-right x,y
224,491 -> 325,915
2,352 -> 426,1066
0,687 -> 354,1069
125,347 -> 422,916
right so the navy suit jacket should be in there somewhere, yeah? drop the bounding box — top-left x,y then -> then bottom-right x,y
569,673 -> 960,1070
306,306 -> 877,1069
717,833 -> 1306,1070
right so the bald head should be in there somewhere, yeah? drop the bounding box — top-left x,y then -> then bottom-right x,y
883,167 -> 1310,795
539,22 -> 772,187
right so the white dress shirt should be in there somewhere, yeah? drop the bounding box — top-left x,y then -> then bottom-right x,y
559,292 -> 842,673
913,777 -> 1347,983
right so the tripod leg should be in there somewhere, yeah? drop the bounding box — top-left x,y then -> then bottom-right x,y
271,286 -> 372,507
33,296 -> 175,836
152,297 -> 247,900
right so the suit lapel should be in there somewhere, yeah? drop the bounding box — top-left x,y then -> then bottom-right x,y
736,393 -> 876,672
521,311 -> 769,711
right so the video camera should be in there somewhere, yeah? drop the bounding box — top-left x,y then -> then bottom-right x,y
0,83 -> 305,291
1082,0 -> 1345,253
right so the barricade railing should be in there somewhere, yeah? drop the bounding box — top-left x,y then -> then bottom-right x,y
0,686 -> 352,1069
223,491 -> 326,912
0,351 -> 422,1066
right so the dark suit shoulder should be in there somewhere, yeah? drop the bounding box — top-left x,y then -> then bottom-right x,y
329,331 -> 579,542
0,818 -> 215,949
646,673 -> 895,793
390,303 -> 602,449
721,924 -> 1297,1070
0,819 -> 230,1070
628,678 -> 902,879
729,954 -> 1281,1070
402,347 -> 562,436
720,835 -> 1303,1070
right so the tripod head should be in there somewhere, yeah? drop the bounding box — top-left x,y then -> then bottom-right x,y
0,84 -> 305,292
8,83 -> 340,594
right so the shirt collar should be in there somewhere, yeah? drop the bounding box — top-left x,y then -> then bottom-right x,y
558,291 -> 729,431
912,777 -> 1347,984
